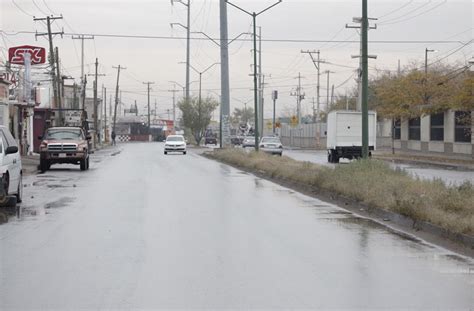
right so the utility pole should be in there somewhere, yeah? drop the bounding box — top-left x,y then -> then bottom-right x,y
72,35 -> 94,111
171,0 -> 191,102
143,82 -> 155,130
220,0 -> 231,148
290,73 -> 304,125
73,83 -> 78,109
82,75 -> 87,110
258,26 -> 263,137
301,50 -> 322,119
34,15 -> 63,110
331,84 -> 335,107
226,0 -> 282,150
272,90 -> 278,134
346,17 -> 377,111
301,50 -> 323,146
424,48 -> 436,106
168,84 -> 180,131
112,65 -> 126,135
55,46 -> 62,125
88,58 -> 105,147
325,70 -> 335,110
104,87 -> 108,143
346,9 -> 377,158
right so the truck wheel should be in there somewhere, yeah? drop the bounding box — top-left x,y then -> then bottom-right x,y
40,159 -> 49,172
334,155 -> 340,163
80,159 -> 87,171
328,153 -> 332,163
86,157 -> 90,170
183,151 -> 187,155
164,151 -> 168,155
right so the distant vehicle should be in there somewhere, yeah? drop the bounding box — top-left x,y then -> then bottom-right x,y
205,135 -> 217,145
230,136 -> 244,146
259,136 -> 283,156
164,135 -> 187,155
38,127 -> 91,172
326,110 -> 376,163
0,126 -> 22,205
242,136 -> 255,148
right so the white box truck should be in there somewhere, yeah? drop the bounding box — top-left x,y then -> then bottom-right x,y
326,110 -> 377,163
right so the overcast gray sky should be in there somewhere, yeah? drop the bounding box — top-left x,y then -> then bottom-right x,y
1,0 -> 473,119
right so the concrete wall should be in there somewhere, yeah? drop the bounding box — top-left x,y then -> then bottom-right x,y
393,110 -> 473,157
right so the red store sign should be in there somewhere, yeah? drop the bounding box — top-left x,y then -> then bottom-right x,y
8,45 -> 46,65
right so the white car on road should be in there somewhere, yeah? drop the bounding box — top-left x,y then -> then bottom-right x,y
259,136 -> 283,156
164,135 -> 187,155
0,126 -> 22,204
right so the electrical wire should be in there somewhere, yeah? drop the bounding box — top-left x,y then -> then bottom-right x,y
32,0 -> 49,15
380,1 -> 447,26
379,0 -> 434,24
2,30 -> 464,45
42,0 -> 58,15
11,0 -> 34,17
377,0 -> 414,19
428,40 -> 473,67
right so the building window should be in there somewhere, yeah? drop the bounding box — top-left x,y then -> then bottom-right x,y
430,113 -> 444,141
455,111 -> 472,143
393,118 -> 401,140
408,117 -> 420,140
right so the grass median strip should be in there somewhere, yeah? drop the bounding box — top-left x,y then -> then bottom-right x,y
207,149 -> 474,236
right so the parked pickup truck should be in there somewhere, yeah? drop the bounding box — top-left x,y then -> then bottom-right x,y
38,127 -> 91,172
326,110 -> 377,163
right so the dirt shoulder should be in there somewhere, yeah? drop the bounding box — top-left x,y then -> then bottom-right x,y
203,149 -> 474,258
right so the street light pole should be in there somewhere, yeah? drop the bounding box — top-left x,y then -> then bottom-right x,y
226,0 -> 282,151
425,48 -> 436,76
183,62 -> 220,140
424,48 -> 436,107
170,0 -> 191,102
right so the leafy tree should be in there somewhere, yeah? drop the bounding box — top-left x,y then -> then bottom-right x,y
178,96 -> 218,145
327,62 -> 473,122
230,107 -> 254,125
328,90 -> 358,112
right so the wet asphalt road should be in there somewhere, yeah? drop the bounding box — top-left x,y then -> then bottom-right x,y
1,143 -> 473,309
283,149 -> 474,186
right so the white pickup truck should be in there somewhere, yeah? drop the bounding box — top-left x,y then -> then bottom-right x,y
326,110 -> 377,163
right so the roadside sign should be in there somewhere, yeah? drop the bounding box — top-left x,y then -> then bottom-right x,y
8,45 -> 46,65
290,115 -> 298,127
64,110 -> 83,127
266,121 -> 273,130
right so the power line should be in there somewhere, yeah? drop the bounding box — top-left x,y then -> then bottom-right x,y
380,1 -> 447,26
32,0 -> 49,15
1,30 -> 466,44
377,0 -> 414,19
42,0 -> 58,15
11,0 -> 34,16
379,0 -> 434,24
